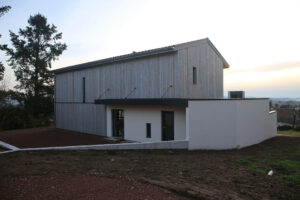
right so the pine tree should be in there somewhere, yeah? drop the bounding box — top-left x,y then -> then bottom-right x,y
2,14 -> 67,115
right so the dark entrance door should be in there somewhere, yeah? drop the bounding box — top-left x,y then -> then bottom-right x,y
112,109 -> 124,138
161,111 -> 174,141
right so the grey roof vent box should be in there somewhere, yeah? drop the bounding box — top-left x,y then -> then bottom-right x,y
228,91 -> 245,99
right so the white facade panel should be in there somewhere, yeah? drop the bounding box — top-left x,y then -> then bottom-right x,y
106,105 -> 186,142
188,100 -> 237,150
187,99 -> 277,150
235,100 -> 277,148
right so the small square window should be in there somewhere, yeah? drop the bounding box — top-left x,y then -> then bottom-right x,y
146,123 -> 151,138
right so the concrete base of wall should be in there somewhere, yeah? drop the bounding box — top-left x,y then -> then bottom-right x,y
0,140 -> 19,151
0,140 -> 188,153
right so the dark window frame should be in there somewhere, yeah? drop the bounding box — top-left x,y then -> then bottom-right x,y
146,123 -> 151,138
82,77 -> 86,103
193,67 -> 197,84
161,111 -> 174,141
112,109 -> 125,138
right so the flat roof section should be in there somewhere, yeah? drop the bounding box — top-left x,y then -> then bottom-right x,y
94,98 -> 189,107
94,98 -> 269,107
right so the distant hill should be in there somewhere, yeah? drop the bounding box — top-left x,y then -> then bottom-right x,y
270,98 -> 300,108
271,98 -> 300,102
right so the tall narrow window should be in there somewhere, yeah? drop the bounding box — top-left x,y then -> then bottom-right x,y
82,77 -> 86,103
193,67 -> 197,84
146,123 -> 151,138
112,109 -> 124,138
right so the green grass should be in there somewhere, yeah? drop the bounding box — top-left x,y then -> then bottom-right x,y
262,149 -> 300,187
236,157 -> 255,165
278,130 -> 300,137
236,145 -> 300,188
236,157 -> 265,173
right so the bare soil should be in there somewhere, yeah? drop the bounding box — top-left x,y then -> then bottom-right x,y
0,130 -> 299,199
0,127 -> 119,148
0,174 -> 184,200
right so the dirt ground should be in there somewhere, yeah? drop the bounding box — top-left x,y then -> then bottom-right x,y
0,127 -> 120,148
0,174 -> 184,200
0,135 -> 299,200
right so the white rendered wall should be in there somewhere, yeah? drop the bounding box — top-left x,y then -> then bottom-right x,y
235,100 -> 277,148
188,101 -> 237,150
106,105 -> 186,142
188,99 -> 277,150
185,108 -> 190,141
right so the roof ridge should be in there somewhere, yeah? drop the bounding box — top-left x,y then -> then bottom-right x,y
52,37 -> 229,74
173,37 -> 208,47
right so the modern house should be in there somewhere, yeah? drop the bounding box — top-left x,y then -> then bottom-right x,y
53,38 -> 276,150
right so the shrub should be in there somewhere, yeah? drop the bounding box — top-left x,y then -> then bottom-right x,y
278,125 -> 293,131
0,105 -> 27,130
0,104 -> 52,131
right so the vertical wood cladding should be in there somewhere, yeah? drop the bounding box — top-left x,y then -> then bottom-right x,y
55,39 -> 225,135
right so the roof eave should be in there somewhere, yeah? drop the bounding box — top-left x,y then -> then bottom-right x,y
52,47 -> 177,74
205,38 -> 230,69
94,98 -> 188,107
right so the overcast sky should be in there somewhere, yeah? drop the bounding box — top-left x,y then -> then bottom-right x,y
1,0 -> 300,98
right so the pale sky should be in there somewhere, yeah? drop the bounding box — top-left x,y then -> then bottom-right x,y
1,0 -> 300,97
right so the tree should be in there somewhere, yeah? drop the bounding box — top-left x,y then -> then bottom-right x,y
0,5 -> 11,18
2,14 -> 67,115
0,4 -> 11,81
0,62 -> 3,81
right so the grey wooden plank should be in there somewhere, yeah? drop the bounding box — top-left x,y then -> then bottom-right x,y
54,39 -> 226,135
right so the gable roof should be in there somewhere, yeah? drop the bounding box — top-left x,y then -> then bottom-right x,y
52,38 -> 229,74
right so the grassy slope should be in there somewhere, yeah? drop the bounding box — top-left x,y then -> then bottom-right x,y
278,130 -> 300,137
236,144 -> 300,188
236,130 -> 300,188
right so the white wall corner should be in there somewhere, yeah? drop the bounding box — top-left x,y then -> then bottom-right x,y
185,107 -> 190,141
106,105 -> 112,137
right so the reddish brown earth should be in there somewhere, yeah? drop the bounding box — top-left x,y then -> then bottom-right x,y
0,127 -> 119,148
0,128 -> 299,200
0,174 -> 184,200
